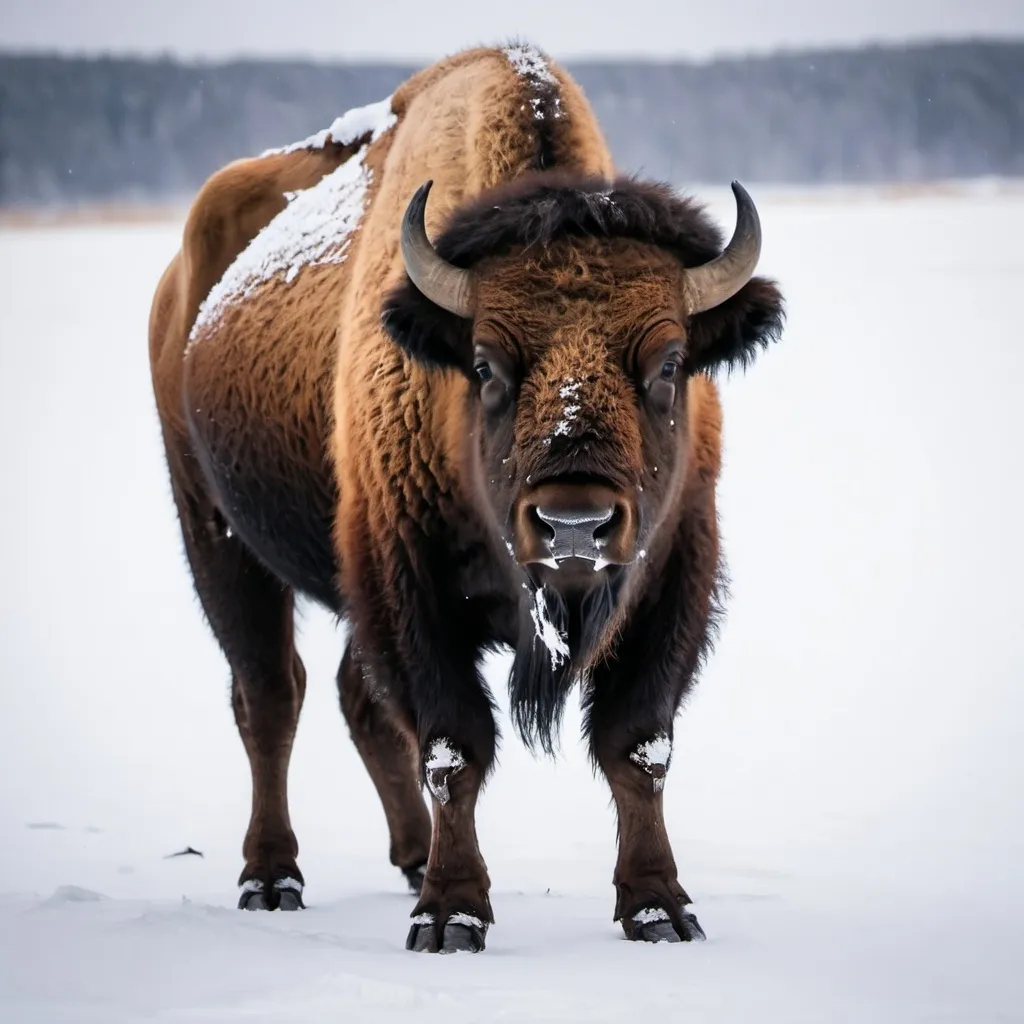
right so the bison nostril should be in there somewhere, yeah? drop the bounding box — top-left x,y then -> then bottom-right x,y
529,505 -> 556,544
592,507 -> 621,545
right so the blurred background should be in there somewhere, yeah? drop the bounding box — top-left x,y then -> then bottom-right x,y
2,0 -> 1023,210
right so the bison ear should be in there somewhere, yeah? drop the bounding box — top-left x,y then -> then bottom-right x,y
380,278 -> 474,373
685,276 -> 785,376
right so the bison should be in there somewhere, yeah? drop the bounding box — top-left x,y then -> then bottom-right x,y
149,43 -> 784,952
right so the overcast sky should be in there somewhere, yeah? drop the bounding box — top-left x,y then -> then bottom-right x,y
3,0 -> 1022,61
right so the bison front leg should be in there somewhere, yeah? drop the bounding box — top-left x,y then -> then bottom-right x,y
589,702 -> 705,944
398,668 -> 496,953
343,516 -> 498,951
406,739 -> 493,953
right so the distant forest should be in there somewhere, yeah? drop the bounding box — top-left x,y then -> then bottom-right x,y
1,40 -> 1022,206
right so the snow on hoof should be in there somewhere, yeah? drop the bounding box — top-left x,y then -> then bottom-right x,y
406,912 -> 488,953
402,862 -> 427,896
625,905 -> 706,943
237,877 -> 305,911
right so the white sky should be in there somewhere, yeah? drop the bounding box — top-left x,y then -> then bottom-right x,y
2,0 -> 1023,61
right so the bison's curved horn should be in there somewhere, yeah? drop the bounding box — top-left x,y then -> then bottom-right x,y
687,181 -> 762,314
400,180 -> 476,319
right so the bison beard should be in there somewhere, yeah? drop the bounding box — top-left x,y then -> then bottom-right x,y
510,571 -> 625,754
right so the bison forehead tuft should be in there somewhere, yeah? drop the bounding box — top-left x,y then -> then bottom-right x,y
515,337 -> 642,482
429,172 -> 727,274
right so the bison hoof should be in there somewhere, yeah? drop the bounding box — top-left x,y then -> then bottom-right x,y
625,905 -> 706,943
402,862 -> 427,896
238,877 -> 305,911
406,912 -> 488,953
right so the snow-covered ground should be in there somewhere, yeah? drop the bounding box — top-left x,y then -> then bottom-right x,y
1,190 -> 1022,1022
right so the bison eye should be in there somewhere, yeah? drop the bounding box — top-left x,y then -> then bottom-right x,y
472,342 -> 517,416
643,350 -> 683,415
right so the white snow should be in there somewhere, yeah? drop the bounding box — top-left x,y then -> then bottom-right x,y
630,733 -> 672,770
240,875 -> 303,895
504,43 -> 563,121
503,43 -> 558,86
529,586 -> 571,669
260,96 -> 397,157
447,912 -> 485,929
553,379 -> 582,437
632,906 -> 670,925
188,149 -> 375,347
43,885 -> 107,905
424,738 -> 466,804
424,738 -> 464,773
1,189 -> 1023,1021
544,378 -> 582,446
630,733 -> 672,791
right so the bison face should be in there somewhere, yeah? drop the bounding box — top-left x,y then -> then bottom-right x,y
470,245 -> 683,589
382,176 -> 784,749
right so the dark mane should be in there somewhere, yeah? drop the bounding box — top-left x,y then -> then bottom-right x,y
433,173 -> 729,271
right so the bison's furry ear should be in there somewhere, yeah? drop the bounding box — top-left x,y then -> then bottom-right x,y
685,277 -> 785,376
380,279 -> 473,373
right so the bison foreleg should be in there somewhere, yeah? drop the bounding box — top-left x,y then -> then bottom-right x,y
406,737 -> 494,953
589,714 -> 705,943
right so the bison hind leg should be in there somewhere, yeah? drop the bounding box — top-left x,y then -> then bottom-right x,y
402,863 -> 427,895
337,645 -> 432,891
170,474 -> 308,910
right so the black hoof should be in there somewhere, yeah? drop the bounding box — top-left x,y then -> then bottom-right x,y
626,906 -> 706,943
238,878 -> 305,911
406,913 -> 488,953
402,862 -> 427,896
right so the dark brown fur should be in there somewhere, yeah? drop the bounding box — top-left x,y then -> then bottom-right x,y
149,44 -> 784,948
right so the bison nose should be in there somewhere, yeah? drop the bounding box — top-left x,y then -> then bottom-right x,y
535,504 -> 615,562
514,482 -> 638,569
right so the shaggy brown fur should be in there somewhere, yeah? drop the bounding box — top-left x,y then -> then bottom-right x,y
149,43 -> 784,950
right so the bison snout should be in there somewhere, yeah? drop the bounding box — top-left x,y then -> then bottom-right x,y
513,482 -> 638,570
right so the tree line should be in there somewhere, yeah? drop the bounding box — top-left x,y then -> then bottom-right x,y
0,40 -> 1021,206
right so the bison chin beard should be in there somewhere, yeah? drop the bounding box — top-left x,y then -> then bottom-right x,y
509,570 -> 624,755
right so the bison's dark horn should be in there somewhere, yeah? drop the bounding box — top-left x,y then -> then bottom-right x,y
400,180 -> 476,319
687,181 -> 762,314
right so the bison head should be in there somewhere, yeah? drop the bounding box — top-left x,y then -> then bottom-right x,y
382,174 -> 784,751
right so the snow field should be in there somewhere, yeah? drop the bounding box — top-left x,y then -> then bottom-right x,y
0,190 -> 1021,1021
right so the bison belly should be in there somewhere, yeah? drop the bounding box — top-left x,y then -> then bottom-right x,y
184,350 -> 342,613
